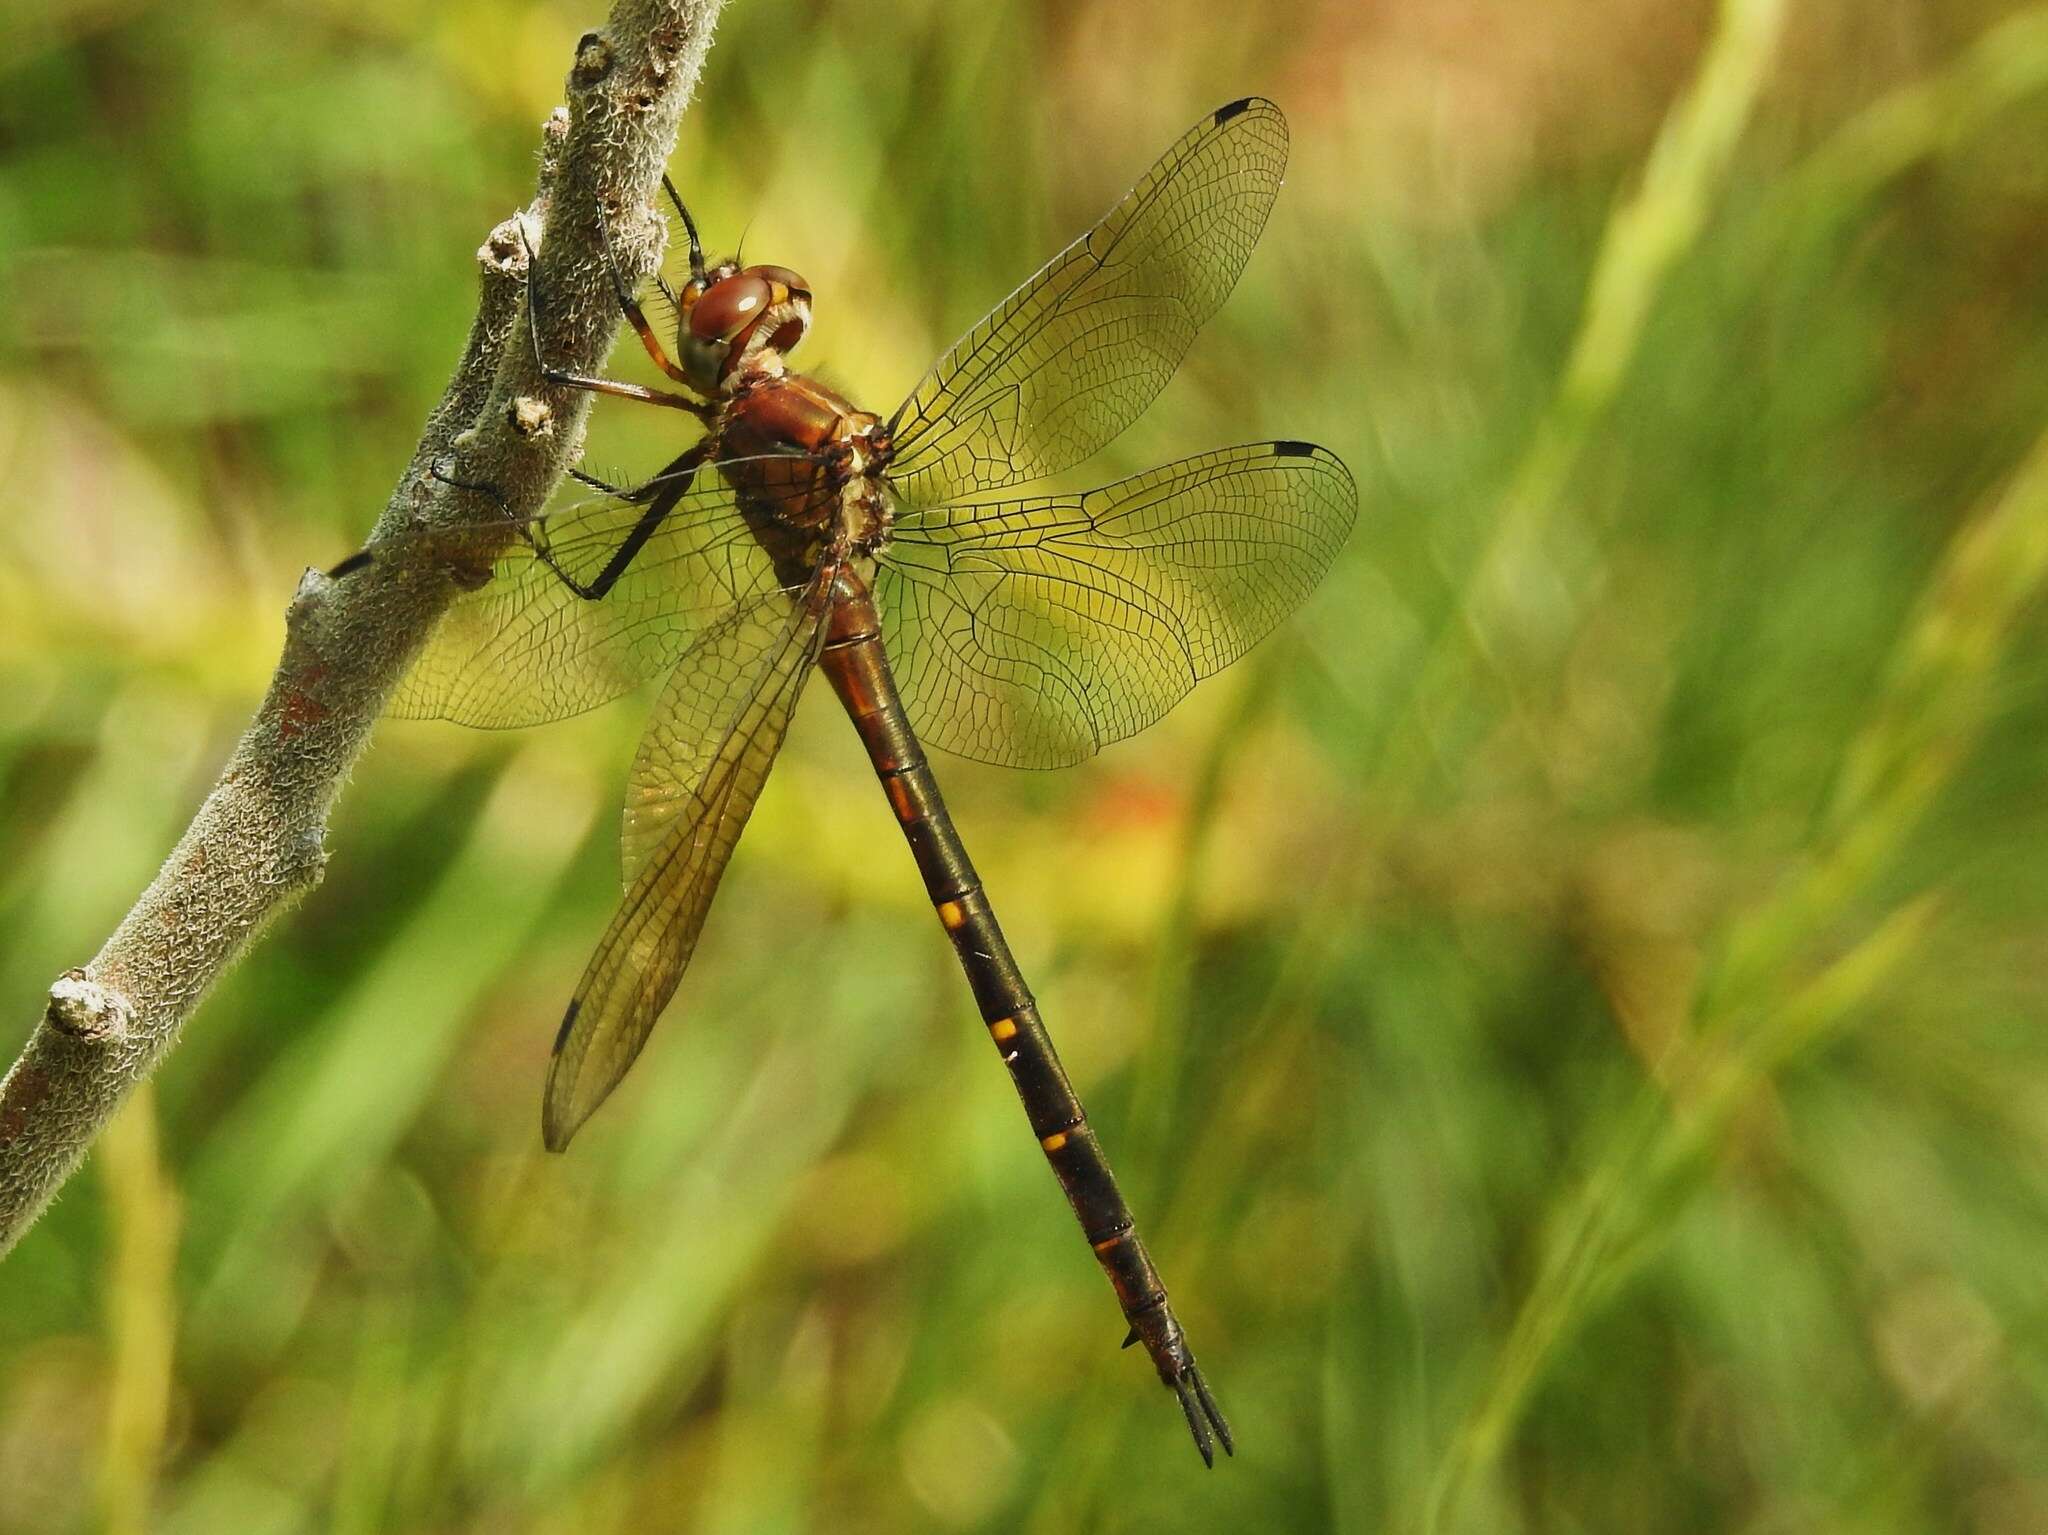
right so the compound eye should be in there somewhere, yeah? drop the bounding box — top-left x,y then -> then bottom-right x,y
680,332 -> 729,390
690,273 -> 773,342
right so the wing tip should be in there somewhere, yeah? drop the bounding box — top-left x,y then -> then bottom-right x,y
1214,96 -> 1279,127
1272,439 -> 1357,497
541,1075 -> 589,1153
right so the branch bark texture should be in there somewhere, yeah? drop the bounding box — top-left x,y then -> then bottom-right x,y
0,0 -> 727,1256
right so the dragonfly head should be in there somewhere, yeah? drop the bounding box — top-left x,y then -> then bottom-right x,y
676,262 -> 814,392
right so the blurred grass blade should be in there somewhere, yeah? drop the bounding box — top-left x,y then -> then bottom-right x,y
1426,422 -> 2048,1530
1771,6 -> 2048,244
181,749 -> 596,1362
1714,426 -> 2048,1016
461,939 -> 923,1490
98,1086 -> 182,1535
1374,0 -> 1788,796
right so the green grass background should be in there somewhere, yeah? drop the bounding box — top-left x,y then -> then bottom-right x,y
6,0 -> 2048,1529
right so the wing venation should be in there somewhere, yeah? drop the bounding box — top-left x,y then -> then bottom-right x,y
542,569 -> 833,1148
886,99 -> 1289,504
385,454 -> 781,728
877,441 -> 1355,767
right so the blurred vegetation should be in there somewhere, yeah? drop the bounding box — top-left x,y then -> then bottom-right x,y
6,0 -> 2048,1529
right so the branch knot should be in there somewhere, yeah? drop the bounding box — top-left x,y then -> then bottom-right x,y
45,970 -> 134,1044
510,396 -> 556,437
572,32 -> 615,85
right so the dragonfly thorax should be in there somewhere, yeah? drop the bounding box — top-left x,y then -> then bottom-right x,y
716,371 -> 894,558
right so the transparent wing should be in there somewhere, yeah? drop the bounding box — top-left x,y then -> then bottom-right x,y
885,97 -> 1288,505
543,566 -> 834,1150
876,442 -> 1355,768
385,451 -> 792,728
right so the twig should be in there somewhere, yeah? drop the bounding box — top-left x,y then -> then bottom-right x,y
0,0 -> 728,1258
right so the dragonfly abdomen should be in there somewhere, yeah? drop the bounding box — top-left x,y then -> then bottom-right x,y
819,568 -> 1230,1461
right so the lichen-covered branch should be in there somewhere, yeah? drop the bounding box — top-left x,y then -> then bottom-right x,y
0,0 -> 728,1257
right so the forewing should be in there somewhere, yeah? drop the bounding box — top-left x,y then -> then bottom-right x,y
388,457 -> 779,728
877,442 -> 1354,768
886,98 -> 1288,504
541,569 -> 831,1150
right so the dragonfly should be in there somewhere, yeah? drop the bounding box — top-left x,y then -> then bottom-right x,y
349,96 -> 1353,1463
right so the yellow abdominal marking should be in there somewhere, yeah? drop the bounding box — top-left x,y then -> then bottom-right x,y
1041,1131 -> 1068,1152
988,1017 -> 1018,1042
936,899 -> 966,930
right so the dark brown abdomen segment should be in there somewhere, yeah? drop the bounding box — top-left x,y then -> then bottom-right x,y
819,570 -> 1225,1448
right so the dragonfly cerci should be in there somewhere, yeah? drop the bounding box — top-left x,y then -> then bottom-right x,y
350,97 -> 1354,1463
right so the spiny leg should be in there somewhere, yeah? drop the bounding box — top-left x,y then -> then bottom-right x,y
528,442 -> 709,601
429,446 -> 703,602
426,455 -> 514,517
517,220 -> 710,418
326,546 -> 375,580
564,441 -> 703,524
663,175 -> 708,283
568,467 -> 634,498
594,201 -> 697,389
325,455 -> 515,579
329,451 -> 701,607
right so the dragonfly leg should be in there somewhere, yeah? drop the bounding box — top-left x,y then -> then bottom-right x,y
568,467 -> 633,498
326,456 -> 514,578
426,455 -> 514,517
662,175 -> 708,284
565,451 -> 705,505
517,222 -> 711,418
326,546 -> 374,580
528,442 -> 708,601
595,199 -> 698,390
